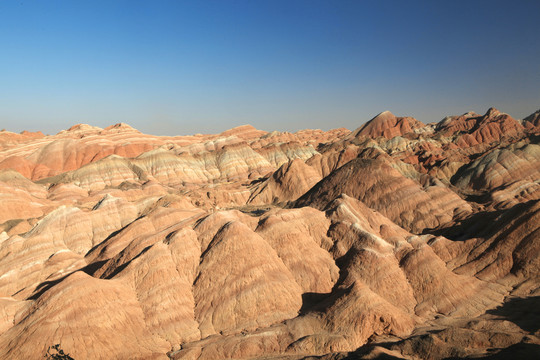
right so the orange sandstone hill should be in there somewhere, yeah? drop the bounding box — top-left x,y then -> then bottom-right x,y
0,108 -> 538,360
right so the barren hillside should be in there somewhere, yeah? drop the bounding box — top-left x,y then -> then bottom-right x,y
0,108 -> 538,359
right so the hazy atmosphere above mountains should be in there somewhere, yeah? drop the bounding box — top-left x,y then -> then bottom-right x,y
1,0 -> 539,135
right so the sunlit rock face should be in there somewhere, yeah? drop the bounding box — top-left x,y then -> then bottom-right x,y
0,110 -> 539,359
348,110 -> 425,140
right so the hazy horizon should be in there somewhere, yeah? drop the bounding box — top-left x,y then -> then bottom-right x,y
1,0 -> 539,136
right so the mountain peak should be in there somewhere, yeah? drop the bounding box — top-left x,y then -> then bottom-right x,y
219,124 -> 267,139
350,111 -> 423,139
485,107 -> 501,117
65,124 -> 102,132
103,123 -> 138,131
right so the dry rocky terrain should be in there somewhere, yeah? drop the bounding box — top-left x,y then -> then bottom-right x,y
0,108 -> 539,359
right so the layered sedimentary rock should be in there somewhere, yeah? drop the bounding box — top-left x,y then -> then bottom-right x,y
295,157 -> 472,233
524,109 -> 540,131
436,108 -> 524,146
452,143 -> 540,191
247,159 -> 322,204
0,108 -> 538,359
349,111 -> 425,140
0,271 -> 170,360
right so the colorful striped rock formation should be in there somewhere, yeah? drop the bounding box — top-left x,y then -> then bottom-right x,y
0,108 -> 539,359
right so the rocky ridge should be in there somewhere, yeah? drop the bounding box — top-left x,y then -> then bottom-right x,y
0,108 -> 538,359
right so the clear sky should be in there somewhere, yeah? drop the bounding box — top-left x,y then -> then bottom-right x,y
1,0 -> 539,135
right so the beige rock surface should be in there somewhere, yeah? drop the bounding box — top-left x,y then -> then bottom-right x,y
193,220 -> 303,338
248,158 -> 322,204
0,271 -> 170,360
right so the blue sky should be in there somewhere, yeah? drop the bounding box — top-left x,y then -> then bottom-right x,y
1,0 -> 539,135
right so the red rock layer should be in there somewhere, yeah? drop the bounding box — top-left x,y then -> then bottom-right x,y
437,107 -> 524,147
349,111 -> 425,139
